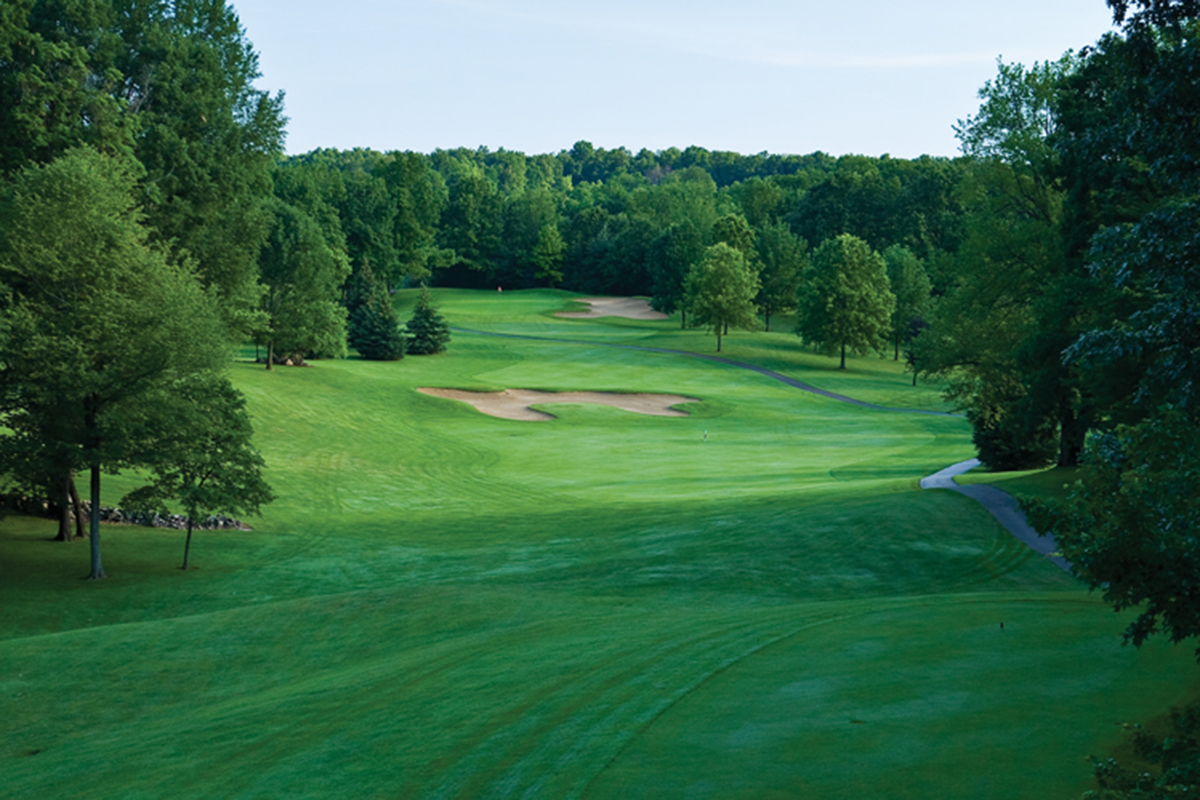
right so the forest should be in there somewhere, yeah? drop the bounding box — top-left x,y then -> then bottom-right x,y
2,0 -> 1200,795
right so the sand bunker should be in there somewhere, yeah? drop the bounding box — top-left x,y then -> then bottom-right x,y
555,297 -> 668,320
418,388 -> 699,421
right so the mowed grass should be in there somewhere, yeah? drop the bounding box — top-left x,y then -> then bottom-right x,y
1,289 -> 1194,799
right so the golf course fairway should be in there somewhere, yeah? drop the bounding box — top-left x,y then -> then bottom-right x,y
1,289 -> 1194,798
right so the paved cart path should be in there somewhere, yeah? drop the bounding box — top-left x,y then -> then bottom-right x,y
921,459 -> 1071,573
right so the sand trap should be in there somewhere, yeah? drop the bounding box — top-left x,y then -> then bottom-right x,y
418,388 -> 699,421
555,297 -> 668,320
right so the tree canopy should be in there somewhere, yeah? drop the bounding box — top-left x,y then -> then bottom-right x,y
0,146 -> 229,578
0,0 -> 287,336
256,197 -> 350,367
796,234 -> 895,369
683,243 -> 761,352
121,373 -> 273,570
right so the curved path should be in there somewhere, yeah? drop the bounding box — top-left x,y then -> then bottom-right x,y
453,327 -> 1070,573
921,459 -> 1071,573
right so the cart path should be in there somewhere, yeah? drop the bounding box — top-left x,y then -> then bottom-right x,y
451,327 -> 958,417
921,459 -> 1071,573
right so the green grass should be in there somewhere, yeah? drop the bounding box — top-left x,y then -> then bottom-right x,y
1,288 -> 1193,799
957,464 -> 1083,505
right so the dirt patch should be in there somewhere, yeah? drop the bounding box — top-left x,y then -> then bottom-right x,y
418,388 -> 699,421
555,297 -> 668,320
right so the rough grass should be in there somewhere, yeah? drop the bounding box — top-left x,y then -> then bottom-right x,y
1,288 -> 1194,799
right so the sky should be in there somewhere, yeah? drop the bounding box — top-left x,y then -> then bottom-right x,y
232,0 -> 1119,159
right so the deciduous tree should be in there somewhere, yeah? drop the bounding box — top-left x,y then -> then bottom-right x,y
795,234 -> 895,369
0,147 -> 227,579
532,224 -> 566,286
257,197 -> 350,367
121,374 -> 273,570
683,243 -> 761,352
754,221 -> 806,332
883,245 -> 931,360
648,220 -> 704,327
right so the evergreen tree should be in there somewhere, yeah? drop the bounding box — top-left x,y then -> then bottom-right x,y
406,287 -> 450,355
348,264 -> 406,361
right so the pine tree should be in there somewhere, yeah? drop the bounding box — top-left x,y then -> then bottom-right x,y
406,287 -> 451,355
348,264 -> 406,361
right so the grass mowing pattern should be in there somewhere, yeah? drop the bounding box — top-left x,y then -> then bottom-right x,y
2,289 -> 1195,798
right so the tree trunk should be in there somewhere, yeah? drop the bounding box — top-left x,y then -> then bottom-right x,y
680,309 -> 686,329
1058,400 -> 1085,467
840,343 -> 846,370
181,518 -> 195,570
87,464 -> 105,580
56,472 -> 72,542
895,337 -> 900,361
266,340 -> 274,371
70,474 -> 85,539
764,309 -> 771,332
716,328 -> 722,352
723,321 -> 728,336
912,369 -> 918,387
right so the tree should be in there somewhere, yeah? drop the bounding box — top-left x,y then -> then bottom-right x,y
711,213 -> 757,263
406,287 -> 450,355
1107,0 -> 1200,28
796,234 -> 895,369
0,147 -> 228,579
883,245 -> 932,360
918,54 -> 1082,469
1076,700 -> 1200,797
378,150 -> 445,281
119,1 -> 286,333
1026,16 -> 1200,661
121,374 -> 273,570
0,0 -> 288,338
438,170 -> 502,284
683,243 -> 761,352
339,167 -> 399,286
348,261 -> 406,361
648,220 -> 704,327
730,176 -> 783,228
257,197 -> 350,367
754,220 -> 806,332
1025,413 -> 1200,657
531,224 -> 566,286
0,0 -> 132,174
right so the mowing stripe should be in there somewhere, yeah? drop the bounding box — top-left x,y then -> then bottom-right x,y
451,328 -> 960,417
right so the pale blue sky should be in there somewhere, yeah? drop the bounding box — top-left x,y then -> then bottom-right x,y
233,0 -> 1118,158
